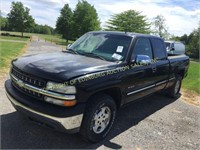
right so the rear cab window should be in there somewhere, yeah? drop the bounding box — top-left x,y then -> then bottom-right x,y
151,38 -> 167,60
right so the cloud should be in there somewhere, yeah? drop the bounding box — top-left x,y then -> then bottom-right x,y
22,0 -> 69,8
1,0 -> 69,27
97,0 -> 200,35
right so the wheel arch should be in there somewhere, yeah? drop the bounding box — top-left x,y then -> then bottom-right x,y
176,69 -> 185,79
87,87 -> 123,109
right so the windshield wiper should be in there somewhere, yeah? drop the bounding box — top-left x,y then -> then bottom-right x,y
80,52 -> 106,61
65,48 -> 79,55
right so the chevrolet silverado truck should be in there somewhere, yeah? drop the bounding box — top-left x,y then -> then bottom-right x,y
5,31 -> 189,142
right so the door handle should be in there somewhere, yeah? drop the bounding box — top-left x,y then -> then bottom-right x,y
152,67 -> 157,73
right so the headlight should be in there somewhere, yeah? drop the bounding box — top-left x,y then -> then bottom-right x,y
46,81 -> 76,94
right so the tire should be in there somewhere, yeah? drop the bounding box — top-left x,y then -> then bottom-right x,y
79,94 -> 117,143
167,75 -> 182,98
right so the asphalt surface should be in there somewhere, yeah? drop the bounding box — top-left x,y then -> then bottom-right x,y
1,37 -> 199,149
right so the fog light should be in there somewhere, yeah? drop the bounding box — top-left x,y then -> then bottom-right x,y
44,96 -> 76,107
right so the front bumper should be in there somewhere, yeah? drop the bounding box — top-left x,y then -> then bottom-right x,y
5,80 -> 85,133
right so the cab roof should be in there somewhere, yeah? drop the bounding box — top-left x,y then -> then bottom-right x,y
89,31 -> 163,40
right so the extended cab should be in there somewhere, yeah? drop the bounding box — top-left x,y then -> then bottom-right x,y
5,31 -> 189,142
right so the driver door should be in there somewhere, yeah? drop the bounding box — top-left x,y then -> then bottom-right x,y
124,37 -> 157,103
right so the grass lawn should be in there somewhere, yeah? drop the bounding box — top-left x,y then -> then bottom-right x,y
0,31 -> 73,46
0,41 -> 27,69
0,35 -> 29,41
37,34 -> 74,46
182,61 -> 200,94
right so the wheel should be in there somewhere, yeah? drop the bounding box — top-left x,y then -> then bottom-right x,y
79,94 -> 117,143
167,75 -> 182,98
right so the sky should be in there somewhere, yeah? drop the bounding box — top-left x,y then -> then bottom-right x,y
1,0 -> 200,36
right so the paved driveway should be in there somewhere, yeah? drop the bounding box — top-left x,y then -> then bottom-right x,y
1,37 -> 199,149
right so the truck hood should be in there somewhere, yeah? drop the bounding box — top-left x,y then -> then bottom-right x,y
12,52 -> 117,82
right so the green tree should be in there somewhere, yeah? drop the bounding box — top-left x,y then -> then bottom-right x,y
180,34 -> 188,44
0,10 -> 8,30
7,2 -> 34,37
40,25 -> 53,34
169,35 -> 180,41
26,23 -> 54,35
56,4 -> 73,41
152,15 -> 169,39
72,0 -> 101,38
106,10 -> 150,33
0,16 -> 8,30
187,27 -> 200,58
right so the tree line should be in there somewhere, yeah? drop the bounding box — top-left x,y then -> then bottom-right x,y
172,28 -> 199,58
55,1 -> 100,42
0,0 -> 101,40
0,1 -> 199,58
0,3 -> 54,36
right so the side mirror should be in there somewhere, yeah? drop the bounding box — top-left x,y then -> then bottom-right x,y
171,47 -> 175,51
135,55 -> 151,65
66,44 -> 71,49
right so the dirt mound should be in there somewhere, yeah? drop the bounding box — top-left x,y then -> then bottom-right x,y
181,89 -> 200,106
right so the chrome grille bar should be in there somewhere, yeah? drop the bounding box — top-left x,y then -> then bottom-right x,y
10,73 -> 75,100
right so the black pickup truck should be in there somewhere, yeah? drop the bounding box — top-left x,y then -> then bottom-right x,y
5,31 -> 189,142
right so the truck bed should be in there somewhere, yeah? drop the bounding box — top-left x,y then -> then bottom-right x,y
168,54 -> 189,63
168,54 -> 189,78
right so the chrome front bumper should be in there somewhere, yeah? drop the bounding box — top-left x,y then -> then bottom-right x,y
6,90 -> 83,132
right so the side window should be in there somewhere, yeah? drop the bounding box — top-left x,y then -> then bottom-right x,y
171,43 -> 174,49
131,38 -> 153,60
152,38 -> 167,60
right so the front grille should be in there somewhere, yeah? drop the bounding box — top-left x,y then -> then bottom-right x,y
11,67 -> 46,99
12,81 -> 43,99
11,67 -> 46,88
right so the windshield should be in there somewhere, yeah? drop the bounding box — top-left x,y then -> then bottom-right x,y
69,33 -> 132,62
